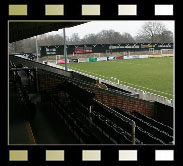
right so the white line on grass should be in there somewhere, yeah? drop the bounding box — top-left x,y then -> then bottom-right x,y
119,80 -> 173,96
68,66 -> 173,98
110,60 -> 173,66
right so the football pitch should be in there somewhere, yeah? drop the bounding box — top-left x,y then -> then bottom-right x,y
61,57 -> 174,99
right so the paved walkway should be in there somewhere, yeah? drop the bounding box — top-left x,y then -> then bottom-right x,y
9,82 -> 79,144
31,101 -> 79,144
9,82 -> 31,144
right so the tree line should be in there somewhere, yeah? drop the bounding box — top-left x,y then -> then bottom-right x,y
9,22 -> 173,54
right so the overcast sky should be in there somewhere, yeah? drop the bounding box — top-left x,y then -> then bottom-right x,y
50,21 -> 174,39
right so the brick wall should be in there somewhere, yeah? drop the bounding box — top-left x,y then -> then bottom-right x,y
93,90 -> 155,118
38,72 -> 155,119
39,73 -> 63,95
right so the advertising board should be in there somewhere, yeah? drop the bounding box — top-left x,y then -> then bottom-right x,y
107,56 -> 116,60
97,57 -> 107,61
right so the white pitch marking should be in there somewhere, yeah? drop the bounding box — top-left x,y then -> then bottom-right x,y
119,80 -> 173,96
68,66 -> 173,98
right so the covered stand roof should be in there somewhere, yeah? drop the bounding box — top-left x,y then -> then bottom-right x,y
9,21 -> 87,43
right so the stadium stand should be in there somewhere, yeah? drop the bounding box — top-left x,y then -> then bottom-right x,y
133,111 -> 173,136
113,107 -> 173,144
9,55 -> 173,144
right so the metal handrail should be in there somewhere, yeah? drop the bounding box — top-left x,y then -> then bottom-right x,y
93,99 -> 136,144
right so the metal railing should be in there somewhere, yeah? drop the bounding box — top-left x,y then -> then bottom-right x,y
93,100 -> 136,144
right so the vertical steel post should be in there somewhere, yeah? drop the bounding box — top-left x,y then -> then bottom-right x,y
36,36 -> 39,62
89,106 -> 92,121
35,67 -> 39,92
63,28 -> 68,71
131,122 -> 136,144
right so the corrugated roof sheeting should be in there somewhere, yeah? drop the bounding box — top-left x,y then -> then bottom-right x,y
9,21 -> 87,43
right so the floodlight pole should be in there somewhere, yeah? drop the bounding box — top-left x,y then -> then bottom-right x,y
36,36 -> 39,62
63,28 -> 68,71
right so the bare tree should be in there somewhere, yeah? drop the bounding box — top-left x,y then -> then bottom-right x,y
95,30 -> 124,44
156,30 -> 173,43
68,33 -> 81,45
9,42 -> 16,54
81,33 -> 100,44
121,33 -> 135,43
9,40 -> 24,53
137,22 -> 170,43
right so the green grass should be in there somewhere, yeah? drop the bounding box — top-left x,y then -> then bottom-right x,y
60,57 -> 174,99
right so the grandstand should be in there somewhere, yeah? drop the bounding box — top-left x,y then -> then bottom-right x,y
40,43 -> 173,57
9,22 -> 174,145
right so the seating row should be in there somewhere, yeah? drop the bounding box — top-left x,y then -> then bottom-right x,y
50,96 -> 101,144
133,110 -> 173,136
113,107 -> 173,144
93,101 -> 168,144
91,111 -> 135,144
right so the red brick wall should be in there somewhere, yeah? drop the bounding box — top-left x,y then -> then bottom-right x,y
93,90 -> 155,118
39,74 -> 63,95
38,73 -> 155,119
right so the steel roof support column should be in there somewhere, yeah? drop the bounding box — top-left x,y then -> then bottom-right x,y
63,28 -> 68,71
36,36 -> 39,62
